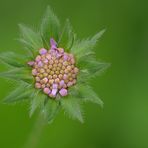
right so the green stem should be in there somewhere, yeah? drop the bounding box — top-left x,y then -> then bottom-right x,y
23,114 -> 46,148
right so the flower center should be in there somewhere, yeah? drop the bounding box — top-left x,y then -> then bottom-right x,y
28,39 -> 79,98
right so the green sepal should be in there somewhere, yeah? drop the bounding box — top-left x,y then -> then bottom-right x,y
2,82 -> 33,104
79,58 -> 110,75
19,24 -> 43,57
74,84 -> 103,108
58,19 -> 74,51
71,29 -> 106,61
40,6 -> 60,48
61,95 -> 84,123
0,68 -> 33,84
30,90 -> 47,117
0,52 -> 27,68
41,99 -> 61,124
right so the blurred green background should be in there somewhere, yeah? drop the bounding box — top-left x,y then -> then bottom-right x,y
0,0 -> 148,148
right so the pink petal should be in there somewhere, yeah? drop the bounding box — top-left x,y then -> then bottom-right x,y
35,83 -> 41,89
38,61 -> 43,67
43,59 -> 48,63
46,54 -> 51,60
59,80 -> 65,87
39,48 -> 47,55
50,38 -> 57,48
32,69 -> 37,76
59,88 -> 68,96
63,74 -> 68,80
43,87 -> 51,94
35,55 -> 41,62
52,83 -> 58,89
27,61 -> 34,66
63,54 -> 68,61
67,82 -> 73,87
51,89 -> 58,96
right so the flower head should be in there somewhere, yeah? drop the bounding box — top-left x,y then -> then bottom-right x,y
29,39 -> 79,98
0,6 -> 109,123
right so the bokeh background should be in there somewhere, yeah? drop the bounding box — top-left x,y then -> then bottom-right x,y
0,0 -> 148,148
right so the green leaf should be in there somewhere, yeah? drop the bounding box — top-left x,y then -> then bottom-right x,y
80,59 -> 110,74
71,29 -> 106,60
78,85 -> 103,107
30,91 -> 47,117
76,54 -> 110,82
0,68 -> 33,84
42,99 -> 61,123
0,52 -> 27,68
58,19 -> 74,51
19,24 -> 43,57
40,6 -> 60,48
61,96 -> 84,123
3,83 -> 33,104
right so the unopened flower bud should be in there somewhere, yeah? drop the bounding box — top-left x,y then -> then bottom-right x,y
50,60 -> 54,65
40,68 -> 45,73
50,71 -> 54,75
51,89 -> 58,96
32,69 -> 37,76
41,84 -> 45,89
48,65 -> 52,69
63,74 -> 68,80
63,54 -> 68,61
35,77 -> 40,82
38,61 -> 43,67
53,83 -> 58,89
63,61 -> 68,66
50,38 -> 57,48
59,88 -> 68,96
64,69 -> 69,74
43,59 -> 48,64
59,80 -> 65,87
35,55 -> 41,62
60,70 -> 64,74
43,87 -> 51,94
28,61 -> 34,66
67,82 -> 73,87
58,74 -> 63,79
58,48 -> 64,53
55,71 -> 59,75
71,59 -> 75,64
73,79 -> 77,84
35,83 -> 41,89
53,74 -> 57,79
42,77 -> 48,84
48,75 -> 52,79
55,78 -> 60,83
49,79 -> 54,84
46,54 -> 51,60
67,65 -> 72,71
43,65 -> 48,69
39,48 -> 47,55
74,67 -> 79,73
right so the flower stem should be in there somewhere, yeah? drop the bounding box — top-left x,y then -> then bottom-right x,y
23,114 -> 46,148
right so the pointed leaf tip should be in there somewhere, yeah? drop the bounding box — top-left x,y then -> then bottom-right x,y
58,19 -> 74,51
2,83 -> 32,104
29,90 -> 47,117
19,24 -> 43,57
40,6 -> 60,48
74,85 -> 104,108
71,29 -> 106,60
0,52 -> 26,68
61,96 -> 84,123
41,99 -> 61,123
